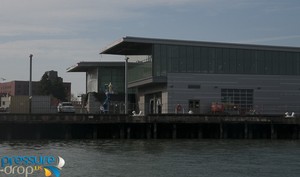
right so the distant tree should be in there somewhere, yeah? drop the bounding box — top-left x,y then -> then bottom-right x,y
39,73 -> 51,95
52,78 -> 67,101
71,93 -> 77,101
39,72 -> 67,101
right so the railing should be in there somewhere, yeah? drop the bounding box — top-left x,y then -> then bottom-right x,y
2,100 -> 300,117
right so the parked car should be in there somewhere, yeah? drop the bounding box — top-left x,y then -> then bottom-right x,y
0,107 -> 8,113
57,102 -> 75,113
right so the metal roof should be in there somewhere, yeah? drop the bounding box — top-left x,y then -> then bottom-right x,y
100,36 -> 300,55
67,61 -> 125,72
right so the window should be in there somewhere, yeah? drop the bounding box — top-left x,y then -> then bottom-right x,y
200,47 -> 209,73
188,85 -> 200,89
221,89 -> 253,112
152,44 -> 300,77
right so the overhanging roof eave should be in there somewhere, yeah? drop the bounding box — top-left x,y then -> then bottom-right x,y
100,37 -> 125,55
100,37 -> 153,55
100,36 -> 300,54
67,61 -> 125,72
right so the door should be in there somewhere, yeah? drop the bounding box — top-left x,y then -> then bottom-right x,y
189,100 -> 200,114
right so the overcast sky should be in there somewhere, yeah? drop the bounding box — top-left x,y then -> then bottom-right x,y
1,0 -> 300,95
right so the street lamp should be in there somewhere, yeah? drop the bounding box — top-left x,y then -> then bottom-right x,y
29,54 -> 33,114
124,57 -> 129,114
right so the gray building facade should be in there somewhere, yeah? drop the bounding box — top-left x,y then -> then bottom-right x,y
99,36 -> 300,115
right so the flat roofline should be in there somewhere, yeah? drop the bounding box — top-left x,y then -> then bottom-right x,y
67,61 -> 125,72
100,36 -> 300,55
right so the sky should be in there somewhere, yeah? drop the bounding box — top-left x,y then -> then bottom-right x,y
1,0 -> 300,96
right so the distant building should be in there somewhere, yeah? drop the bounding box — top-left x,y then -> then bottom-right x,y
0,71 -> 71,100
0,70 -> 71,113
0,81 -> 40,96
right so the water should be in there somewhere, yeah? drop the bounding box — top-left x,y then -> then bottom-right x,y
1,139 -> 300,177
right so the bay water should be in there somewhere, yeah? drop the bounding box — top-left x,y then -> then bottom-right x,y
1,139 -> 300,177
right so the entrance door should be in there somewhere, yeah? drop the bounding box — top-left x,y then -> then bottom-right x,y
145,92 -> 162,115
189,100 -> 200,114
149,99 -> 154,114
149,98 -> 162,114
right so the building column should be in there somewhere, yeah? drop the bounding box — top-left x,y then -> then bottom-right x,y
35,126 -> 41,140
5,127 -> 12,140
220,123 -> 227,139
244,123 -> 248,139
248,124 -> 253,139
198,124 -> 203,139
298,125 -> 300,139
292,125 -> 298,139
93,125 -> 98,139
120,124 -> 125,139
146,124 -> 152,139
126,126 -> 131,139
220,123 -> 223,139
271,124 -> 277,139
153,123 -> 157,139
172,124 -> 177,139
65,125 -> 72,139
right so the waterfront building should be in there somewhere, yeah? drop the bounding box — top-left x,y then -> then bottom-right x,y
67,62 -> 136,113
70,36 -> 300,115
67,62 -> 125,94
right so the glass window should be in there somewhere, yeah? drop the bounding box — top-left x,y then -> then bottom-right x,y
160,45 -> 167,75
127,55 -> 152,83
264,51 -> 272,75
221,88 -> 253,113
256,50 -> 265,74
243,50 -> 251,74
179,46 -> 187,72
236,49 -> 244,74
249,50 -> 257,74
186,47 -> 194,72
208,47 -> 216,73
215,48 -> 223,73
169,45 -> 179,72
223,48 -> 230,73
193,47 -> 201,72
153,44 -> 161,76
229,49 -> 237,73
279,52 -> 287,75
296,53 -> 300,75
272,51 -> 280,75
200,47 -> 209,73
150,44 -> 300,77
289,52 -> 298,75
188,85 -> 201,89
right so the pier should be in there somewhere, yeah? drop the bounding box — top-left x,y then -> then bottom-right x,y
0,114 -> 299,140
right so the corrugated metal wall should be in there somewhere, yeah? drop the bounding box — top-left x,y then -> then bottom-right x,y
167,73 -> 300,114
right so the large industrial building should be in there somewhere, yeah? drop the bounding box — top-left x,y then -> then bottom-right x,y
71,36 -> 300,115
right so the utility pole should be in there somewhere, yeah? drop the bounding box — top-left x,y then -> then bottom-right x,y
124,57 -> 129,114
29,54 -> 33,114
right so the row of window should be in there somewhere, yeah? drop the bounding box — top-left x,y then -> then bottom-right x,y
99,68 -> 125,93
221,89 -> 254,110
153,44 -> 300,76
